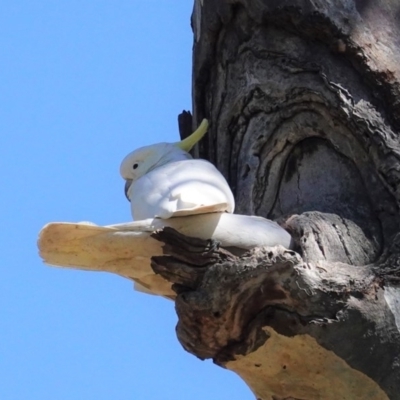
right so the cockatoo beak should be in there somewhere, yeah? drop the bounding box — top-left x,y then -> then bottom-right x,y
124,179 -> 132,201
175,119 -> 208,152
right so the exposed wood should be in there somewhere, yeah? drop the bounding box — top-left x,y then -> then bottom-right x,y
37,221 -> 175,297
37,212 -> 291,298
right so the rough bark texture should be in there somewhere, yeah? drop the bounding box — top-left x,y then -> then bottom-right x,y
152,229 -> 399,399
151,1 -> 400,399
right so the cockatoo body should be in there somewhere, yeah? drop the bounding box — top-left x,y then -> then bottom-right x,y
128,158 -> 234,220
120,120 -> 235,220
37,119 -> 294,300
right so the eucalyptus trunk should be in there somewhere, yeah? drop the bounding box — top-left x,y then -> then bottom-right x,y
153,1 -> 400,399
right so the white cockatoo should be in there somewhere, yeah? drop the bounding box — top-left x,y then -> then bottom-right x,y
120,119 -> 235,220
38,119 -> 294,299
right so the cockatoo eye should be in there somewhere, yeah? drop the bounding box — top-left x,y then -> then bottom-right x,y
133,163 -> 139,170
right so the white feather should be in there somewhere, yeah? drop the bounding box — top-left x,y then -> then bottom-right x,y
128,159 -> 235,219
120,140 -> 234,220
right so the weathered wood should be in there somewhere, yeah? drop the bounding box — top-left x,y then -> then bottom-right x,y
151,225 -> 400,399
152,1 -> 400,398
38,212 -> 291,299
284,211 -> 380,265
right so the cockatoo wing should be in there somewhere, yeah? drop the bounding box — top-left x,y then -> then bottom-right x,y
38,213 -> 292,299
129,160 -> 235,220
170,202 -> 229,217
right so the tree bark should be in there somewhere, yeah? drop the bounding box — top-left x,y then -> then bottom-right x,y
151,1 -> 400,399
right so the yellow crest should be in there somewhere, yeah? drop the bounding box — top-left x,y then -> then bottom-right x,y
175,119 -> 208,151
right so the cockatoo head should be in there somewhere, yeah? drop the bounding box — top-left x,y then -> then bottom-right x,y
120,119 -> 208,201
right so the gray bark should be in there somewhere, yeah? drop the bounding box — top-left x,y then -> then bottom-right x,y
153,1 -> 400,399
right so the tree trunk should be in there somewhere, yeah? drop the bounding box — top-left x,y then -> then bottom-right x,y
152,1 -> 400,399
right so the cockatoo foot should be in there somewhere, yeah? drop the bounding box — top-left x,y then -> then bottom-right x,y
206,238 -> 220,253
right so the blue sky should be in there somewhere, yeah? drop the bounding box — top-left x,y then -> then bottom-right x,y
0,2 -> 253,399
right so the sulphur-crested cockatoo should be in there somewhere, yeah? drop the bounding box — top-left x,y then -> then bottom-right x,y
120,119 -> 235,220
